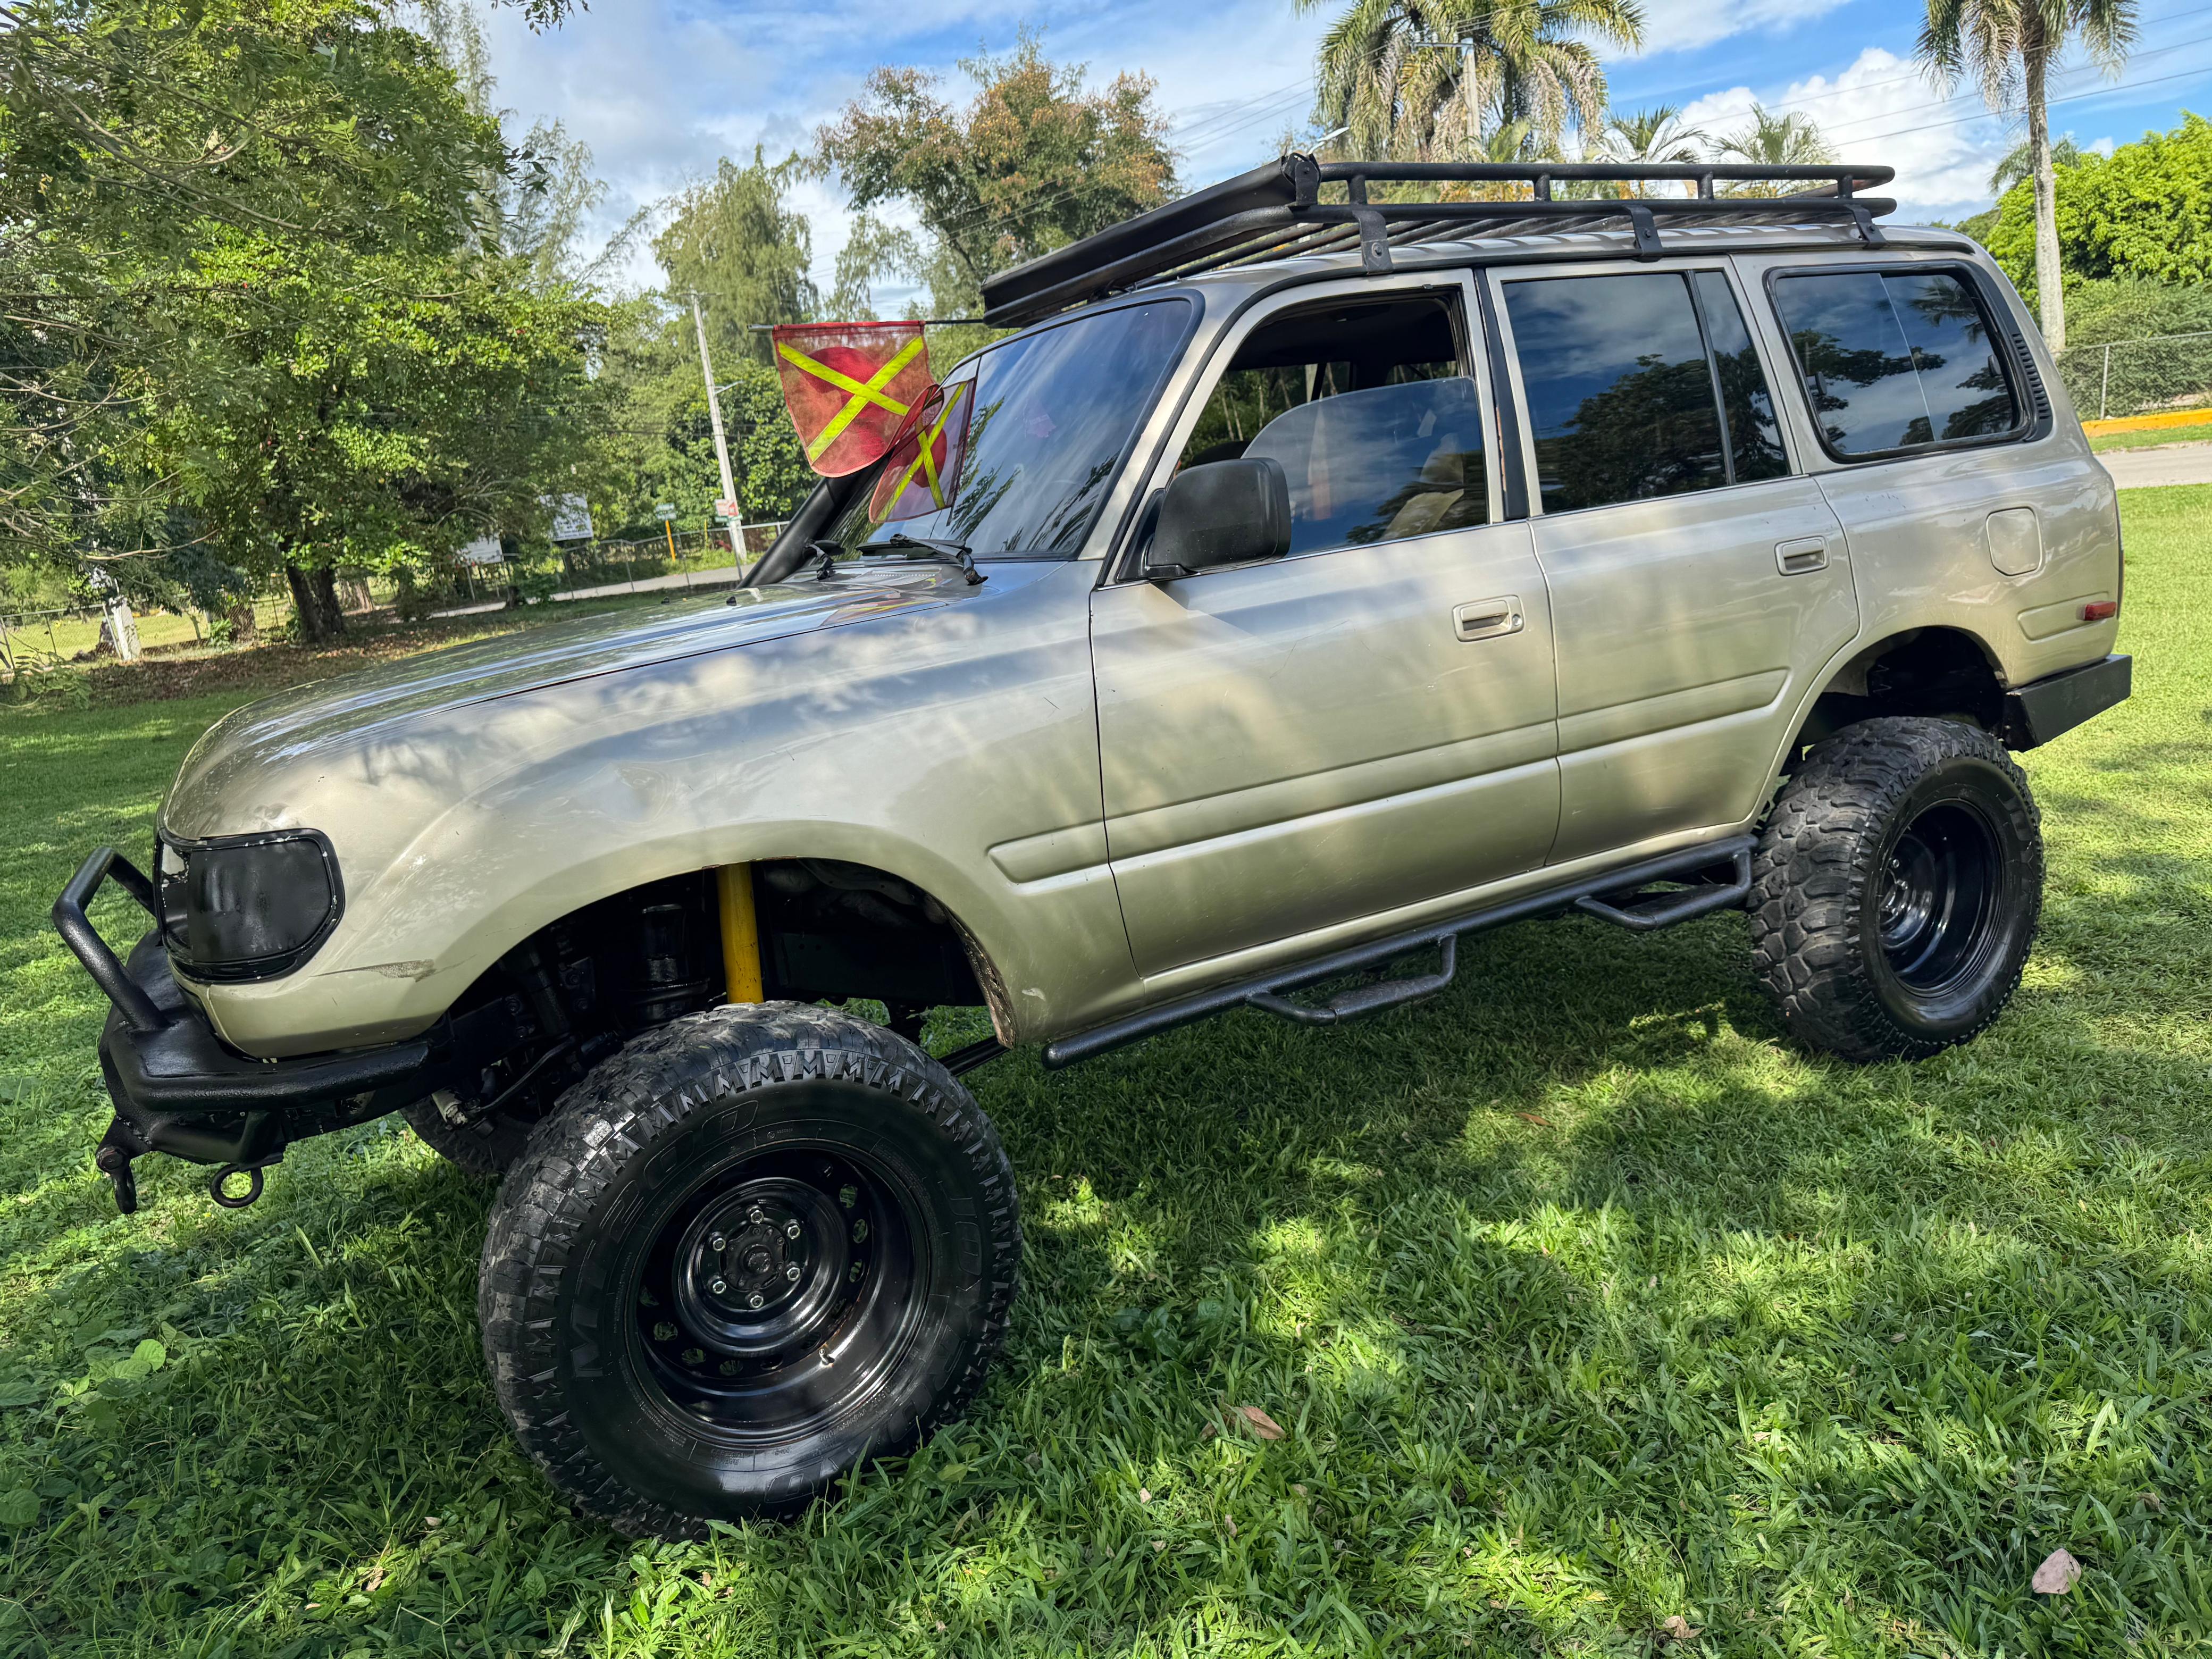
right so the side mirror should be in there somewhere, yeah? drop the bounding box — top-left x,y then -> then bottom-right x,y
1145,457 -> 1292,579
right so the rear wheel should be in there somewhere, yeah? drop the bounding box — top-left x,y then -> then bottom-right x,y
477,1003 -> 1019,1538
1750,716 -> 2043,1061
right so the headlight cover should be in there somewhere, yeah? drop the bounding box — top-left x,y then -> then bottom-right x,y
156,829 -> 343,982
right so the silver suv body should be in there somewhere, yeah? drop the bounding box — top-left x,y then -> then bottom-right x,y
55,161 -> 2130,1536
142,224 -> 2121,1060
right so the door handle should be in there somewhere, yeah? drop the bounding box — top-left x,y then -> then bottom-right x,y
1453,596 -> 1524,641
1775,537 -> 1829,575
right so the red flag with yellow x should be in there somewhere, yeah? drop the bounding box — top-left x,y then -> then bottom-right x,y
771,322 -> 934,477
869,380 -> 973,523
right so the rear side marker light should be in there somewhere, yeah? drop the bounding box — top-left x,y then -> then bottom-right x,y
2082,600 -> 2119,623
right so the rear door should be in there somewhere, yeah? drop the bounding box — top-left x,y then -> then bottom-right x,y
1090,272 -> 1560,979
1752,257 -> 2121,690
1488,261 -> 1859,863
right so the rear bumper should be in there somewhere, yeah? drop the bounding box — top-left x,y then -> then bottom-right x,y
2004,653 -> 2131,749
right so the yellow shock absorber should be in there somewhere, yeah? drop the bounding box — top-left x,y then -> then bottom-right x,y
716,864 -> 764,1003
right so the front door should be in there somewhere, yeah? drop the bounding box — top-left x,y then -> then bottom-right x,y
1091,275 -> 1561,980
1489,261 -> 1861,864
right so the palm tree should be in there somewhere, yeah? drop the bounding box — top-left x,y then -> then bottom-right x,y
1299,0 -> 1645,163
1712,104 -> 1835,195
1917,0 -> 2136,351
1989,132 -> 2082,194
1590,104 -> 1706,195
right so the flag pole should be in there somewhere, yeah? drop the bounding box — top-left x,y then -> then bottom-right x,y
690,291 -> 742,563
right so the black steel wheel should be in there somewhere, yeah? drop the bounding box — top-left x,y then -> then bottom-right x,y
1752,716 -> 2043,1061
479,1003 -> 1019,1538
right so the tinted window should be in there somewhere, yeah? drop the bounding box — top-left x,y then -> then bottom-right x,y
1180,292 -> 1487,556
1504,273 -> 1728,513
826,298 -> 1192,555
1771,269 -> 2020,456
1692,271 -> 1790,483
1242,378 -> 1489,556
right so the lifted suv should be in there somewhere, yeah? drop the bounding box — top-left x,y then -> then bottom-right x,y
55,157 -> 2129,1538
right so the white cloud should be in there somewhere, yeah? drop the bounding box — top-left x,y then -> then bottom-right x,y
1680,47 -> 2014,221
1631,0 -> 1855,57
479,0 -> 1340,300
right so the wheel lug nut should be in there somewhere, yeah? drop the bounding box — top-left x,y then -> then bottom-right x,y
785,1263 -> 800,1281
709,1233 -> 726,1252
785,1221 -> 801,1239
748,1206 -> 764,1224
748,1292 -> 764,1309
709,1277 -> 727,1295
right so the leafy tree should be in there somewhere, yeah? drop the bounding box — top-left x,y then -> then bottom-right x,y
0,0 -> 602,640
1917,0 -> 2137,351
146,235 -> 606,638
816,33 -> 1178,322
582,152 -> 820,547
1295,0 -> 1644,163
1982,113 -> 2212,295
654,149 -> 820,365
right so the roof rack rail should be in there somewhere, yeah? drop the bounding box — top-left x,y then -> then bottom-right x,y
980,155 -> 1897,327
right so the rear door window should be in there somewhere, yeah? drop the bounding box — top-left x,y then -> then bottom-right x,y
1769,268 -> 2022,457
1501,269 -> 1791,514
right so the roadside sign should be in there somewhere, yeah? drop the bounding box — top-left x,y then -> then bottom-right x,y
714,499 -> 741,520
543,493 -> 595,542
655,503 -> 677,521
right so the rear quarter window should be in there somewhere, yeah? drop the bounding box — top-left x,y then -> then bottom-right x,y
1769,267 -> 2023,459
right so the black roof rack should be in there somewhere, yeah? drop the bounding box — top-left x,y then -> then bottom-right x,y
980,155 -> 1897,327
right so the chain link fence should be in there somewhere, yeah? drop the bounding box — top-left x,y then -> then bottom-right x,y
2055,330 -> 2212,422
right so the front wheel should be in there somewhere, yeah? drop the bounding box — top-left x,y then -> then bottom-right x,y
1750,716 -> 2043,1061
477,1003 -> 1020,1538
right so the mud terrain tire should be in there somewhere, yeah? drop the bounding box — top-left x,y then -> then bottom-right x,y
1751,716 -> 2043,1061
478,1002 -> 1019,1538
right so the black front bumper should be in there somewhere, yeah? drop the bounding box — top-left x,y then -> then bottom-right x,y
54,847 -> 472,1210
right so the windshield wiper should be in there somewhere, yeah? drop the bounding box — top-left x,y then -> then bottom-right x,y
856,532 -> 985,584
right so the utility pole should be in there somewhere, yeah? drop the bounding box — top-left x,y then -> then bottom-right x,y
689,291 -> 742,563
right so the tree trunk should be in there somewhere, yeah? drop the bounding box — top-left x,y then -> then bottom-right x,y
2026,51 -> 2065,353
311,565 -> 346,639
284,564 -> 348,644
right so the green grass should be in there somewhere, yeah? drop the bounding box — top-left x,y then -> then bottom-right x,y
0,491 -> 2207,1657
2089,421 -> 2212,453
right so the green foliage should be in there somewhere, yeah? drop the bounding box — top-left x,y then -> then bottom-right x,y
2047,278 -> 2212,420
1712,103 -> 1834,193
655,149 -> 819,367
1297,0 -> 1644,164
146,233 -> 607,581
1984,114 -> 2212,296
817,32 -> 1179,321
0,489 -> 2205,1652
0,0 -> 609,636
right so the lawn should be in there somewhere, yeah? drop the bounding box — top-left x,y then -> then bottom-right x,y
0,489 -> 2205,1658
2089,421 -> 2212,454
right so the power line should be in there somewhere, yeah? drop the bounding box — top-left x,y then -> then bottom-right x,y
1844,54 -> 2212,147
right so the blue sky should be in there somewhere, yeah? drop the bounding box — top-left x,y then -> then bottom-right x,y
476,0 -> 2212,298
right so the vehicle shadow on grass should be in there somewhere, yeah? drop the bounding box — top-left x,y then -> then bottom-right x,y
907,898 -> 2212,1655
1,877 -> 2208,1654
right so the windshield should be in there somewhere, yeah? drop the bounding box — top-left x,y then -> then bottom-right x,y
825,297 -> 1194,557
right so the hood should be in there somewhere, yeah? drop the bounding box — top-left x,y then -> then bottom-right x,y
164,560 -> 1045,834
